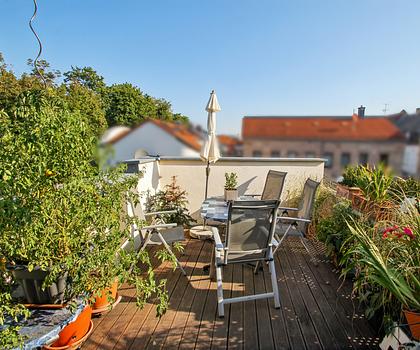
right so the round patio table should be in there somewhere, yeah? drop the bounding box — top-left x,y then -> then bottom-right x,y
200,196 -> 252,222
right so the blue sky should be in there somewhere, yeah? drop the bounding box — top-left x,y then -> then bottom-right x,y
1,0 -> 419,134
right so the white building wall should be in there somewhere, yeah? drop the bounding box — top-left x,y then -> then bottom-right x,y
134,157 -> 325,219
111,123 -> 200,163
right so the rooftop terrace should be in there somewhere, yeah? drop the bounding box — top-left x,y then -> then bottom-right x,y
83,238 -> 380,349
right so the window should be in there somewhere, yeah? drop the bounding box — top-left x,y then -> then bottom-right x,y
340,153 -> 351,167
359,152 -> 369,165
323,152 -> 333,168
305,152 -> 316,158
271,150 -> 280,157
287,151 -> 297,158
252,150 -> 262,157
379,153 -> 389,166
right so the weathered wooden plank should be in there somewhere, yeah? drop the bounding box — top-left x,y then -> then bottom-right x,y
242,265 -> 258,350
284,246 -> 340,349
176,241 -> 213,349
210,263 -> 234,350
262,259 -> 290,350
279,243 -> 321,349
227,263 -> 244,349
131,239 -> 204,350
111,240 -> 194,350
275,250 -> 307,349
254,267 -> 275,350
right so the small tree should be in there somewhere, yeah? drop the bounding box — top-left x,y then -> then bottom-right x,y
146,176 -> 194,227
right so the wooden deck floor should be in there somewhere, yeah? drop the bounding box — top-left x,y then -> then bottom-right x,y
82,238 -> 381,349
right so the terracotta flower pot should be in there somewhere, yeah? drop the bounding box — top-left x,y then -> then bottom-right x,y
349,187 -> 363,196
404,309 -> 420,341
336,184 -> 350,199
224,189 -> 238,201
351,193 -> 367,212
51,305 -> 92,347
43,320 -> 94,350
92,279 -> 118,310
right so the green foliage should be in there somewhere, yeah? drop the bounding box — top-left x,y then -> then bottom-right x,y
355,164 -> 394,204
341,165 -> 364,187
341,210 -> 420,319
0,53 -> 189,133
0,91 -> 168,346
224,172 -> 238,190
63,66 -> 106,93
146,176 -> 194,227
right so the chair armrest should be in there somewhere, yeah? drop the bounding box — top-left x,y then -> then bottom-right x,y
211,227 -> 224,250
144,210 -> 177,216
277,216 -> 311,224
278,206 -> 299,211
142,223 -> 177,230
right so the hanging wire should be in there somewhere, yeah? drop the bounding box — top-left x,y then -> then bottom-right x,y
29,0 -> 47,87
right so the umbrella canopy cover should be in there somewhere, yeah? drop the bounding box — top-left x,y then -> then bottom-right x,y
200,90 -> 221,163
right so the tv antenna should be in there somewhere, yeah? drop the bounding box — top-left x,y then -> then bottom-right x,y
382,103 -> 389,115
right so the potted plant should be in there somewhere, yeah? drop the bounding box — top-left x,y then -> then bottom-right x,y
146,176 -> 194,230
343,206 -> 420,340
340,165 -> 364,199
0,92 -> 169,348
224,172 -> 238,201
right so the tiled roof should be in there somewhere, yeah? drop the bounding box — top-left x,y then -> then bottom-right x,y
242,115 -> 404,141
108,119 -> 202,151
218,135 -> 242,146
149,119 -> 202,151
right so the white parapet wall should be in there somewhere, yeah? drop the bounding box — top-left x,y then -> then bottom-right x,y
127,157 -> 325,219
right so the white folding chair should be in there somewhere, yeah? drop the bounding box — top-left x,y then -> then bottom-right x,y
273,178 -> 320,260
126,198 -> 186,276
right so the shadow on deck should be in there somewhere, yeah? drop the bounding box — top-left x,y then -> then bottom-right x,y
82,238 -> 381,349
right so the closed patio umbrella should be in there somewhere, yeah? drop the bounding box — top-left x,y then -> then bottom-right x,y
201,90 -> 221,199
190,90 -> 221,239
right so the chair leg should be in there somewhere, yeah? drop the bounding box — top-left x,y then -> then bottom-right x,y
299,236 -> 318,267
216,264 -> 224,317
273,224 -> 292,256
268,258 -> 280,309
156,232 -> 187,276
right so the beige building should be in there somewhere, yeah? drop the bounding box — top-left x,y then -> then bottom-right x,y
242,109 -> 405,179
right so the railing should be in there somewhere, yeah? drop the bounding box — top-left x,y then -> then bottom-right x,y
125,156 -> 325,219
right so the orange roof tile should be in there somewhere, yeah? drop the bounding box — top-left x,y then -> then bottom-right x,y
148,119 -> 202,151
218,135 -> 242,146
109,119 -> 201,151
242,115 -> 404,141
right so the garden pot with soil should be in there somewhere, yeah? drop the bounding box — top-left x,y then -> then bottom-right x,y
404,309 -> 420,341
48,305 -> 92,348
92,279 -> 118,311
7,265 -> 67,304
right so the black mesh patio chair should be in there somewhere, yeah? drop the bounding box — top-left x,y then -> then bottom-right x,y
211,200 -> 281,317
273,178 -> 320,260
126,198 -> 186,276
246,170 -> 287,201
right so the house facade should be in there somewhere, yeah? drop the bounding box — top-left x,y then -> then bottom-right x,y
242,109 -> 405,179
103,119 -> 201,163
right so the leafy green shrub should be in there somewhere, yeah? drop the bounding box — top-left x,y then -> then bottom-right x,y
224,172 -> 238,190
146,176 -> 194,227
0,91 -> 167,347
341,206 -> 419,322
341,165 -> 364,187
355,164 -> 394,204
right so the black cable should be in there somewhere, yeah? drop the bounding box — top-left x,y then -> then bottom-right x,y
29,0 -> 47,87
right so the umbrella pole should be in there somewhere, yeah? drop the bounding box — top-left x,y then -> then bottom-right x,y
203,160 -> 210,228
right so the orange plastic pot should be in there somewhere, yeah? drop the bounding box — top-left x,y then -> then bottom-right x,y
404,309 -> 420,341
43,320 -> 93,350
92,280 -> 118,310
51,305 -> 92,347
